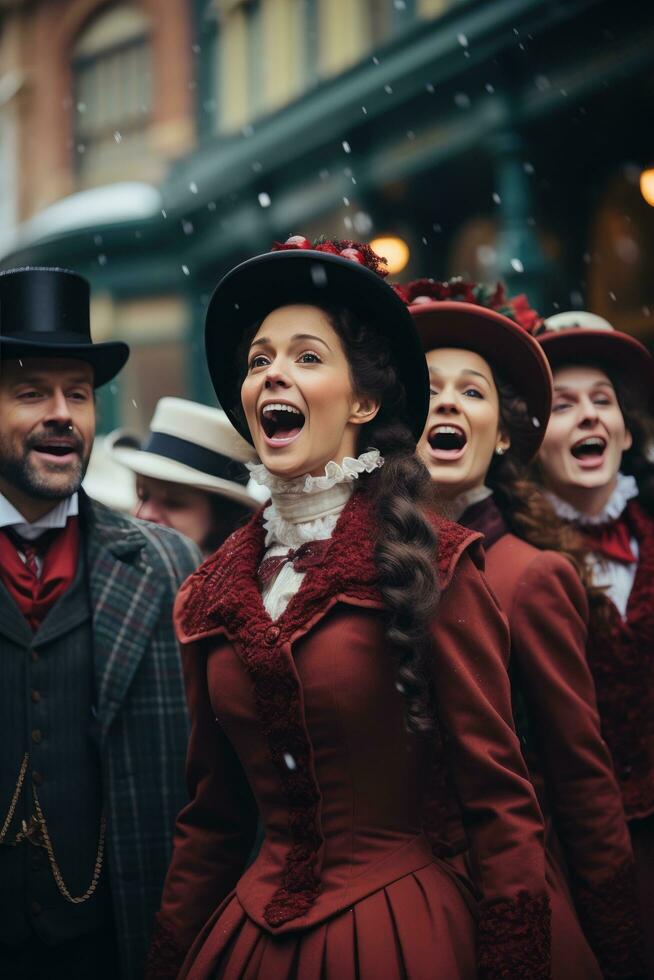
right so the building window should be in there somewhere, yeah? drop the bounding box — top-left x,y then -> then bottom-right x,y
318,0 -> 411,77
73,4 -> 152,187
201,0 -> 315,134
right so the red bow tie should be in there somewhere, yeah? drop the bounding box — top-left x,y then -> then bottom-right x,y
258,539 -> 333,588
583,516 -> 637,565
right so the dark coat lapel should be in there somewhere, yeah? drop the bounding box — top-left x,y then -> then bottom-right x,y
83,495 -> 165,744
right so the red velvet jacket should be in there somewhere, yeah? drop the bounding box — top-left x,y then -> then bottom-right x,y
465,497 -> 644,978
149,488 -> 551,979
584,500 -> 654,822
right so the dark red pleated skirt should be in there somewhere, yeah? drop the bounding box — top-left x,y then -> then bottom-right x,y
181,864 -> 477,980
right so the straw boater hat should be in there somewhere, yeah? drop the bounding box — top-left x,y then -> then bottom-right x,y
204,236 -> 430,442
535,310 -> 654,406
396,277 -> 553,461
108,398 -> 266,509
0,267 -> 128,387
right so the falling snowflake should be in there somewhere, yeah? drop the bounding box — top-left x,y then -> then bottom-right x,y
311,265 -> 328,287
182,265 -> 190,276
283,753 -> 297,770
457,33 -> 469,47
189,181 -> 198,194
342,140 -> 351,154
492,192 -> 501,204
258,192 -> 271,208
510,258 -> 524,273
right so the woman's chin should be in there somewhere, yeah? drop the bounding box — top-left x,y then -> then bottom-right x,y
257,446 -> 312,480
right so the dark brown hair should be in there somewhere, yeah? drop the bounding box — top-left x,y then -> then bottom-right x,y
203,494 -> 253,553
237,307 -> 439,733
489,375 -> 607,618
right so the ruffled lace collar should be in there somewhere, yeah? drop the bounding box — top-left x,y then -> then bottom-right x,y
545,472 -> 639,526
247,450 -> 383,548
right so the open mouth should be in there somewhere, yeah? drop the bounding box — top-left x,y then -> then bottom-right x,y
30,440 -> 80,462
260,402 -> 306,447
427,424 -> 468,461
570,436 -> 607,468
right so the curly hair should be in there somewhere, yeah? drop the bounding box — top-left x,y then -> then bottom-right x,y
236,307 -> 439,734
489,375 -> 608,621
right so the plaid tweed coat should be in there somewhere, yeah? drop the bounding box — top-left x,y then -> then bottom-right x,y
82,494 -> 201,979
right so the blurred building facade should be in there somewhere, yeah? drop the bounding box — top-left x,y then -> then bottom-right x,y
0,0 -> 653,431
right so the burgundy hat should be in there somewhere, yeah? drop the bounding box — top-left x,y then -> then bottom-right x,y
535,311 -> 654,406
396,278 -> 552,461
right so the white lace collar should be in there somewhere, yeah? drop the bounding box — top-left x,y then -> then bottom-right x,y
247,449 -> 383,548
545,472 -> 639,526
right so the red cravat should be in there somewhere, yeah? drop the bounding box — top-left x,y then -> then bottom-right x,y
258,539 -> 333,588
0,519 -> 80,629
583,515 -> 637,565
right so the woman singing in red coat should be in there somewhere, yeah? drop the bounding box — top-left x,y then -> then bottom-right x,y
533,311 -> 654,971
399,278 -> 645,978
146,238 -> 551,980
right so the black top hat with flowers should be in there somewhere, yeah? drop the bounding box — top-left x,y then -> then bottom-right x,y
0,267 -> 129,388
396,277 -> 552,461
204,236 -> 429,443
534,310 -> 654,407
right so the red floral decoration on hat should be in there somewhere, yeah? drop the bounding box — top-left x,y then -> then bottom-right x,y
271,235 -> 389,279
395,277 -> 543,332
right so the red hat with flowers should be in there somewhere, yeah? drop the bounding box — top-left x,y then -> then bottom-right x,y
396,277 -> 552,460
205,235 -> 429,442
534,310 -> 654,406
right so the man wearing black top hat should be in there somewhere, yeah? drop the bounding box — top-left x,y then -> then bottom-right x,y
0,267 -> 201,979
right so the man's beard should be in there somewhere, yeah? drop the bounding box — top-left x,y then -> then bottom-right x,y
0,430 -> 90,501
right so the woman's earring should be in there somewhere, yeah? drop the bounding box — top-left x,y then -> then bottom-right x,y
495,446 -> 506,456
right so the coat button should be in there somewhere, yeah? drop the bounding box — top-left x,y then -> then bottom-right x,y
264,626 -> 281,645
30,650 -> 39,663
31,730 -> 43,745
31,690 -> 41,703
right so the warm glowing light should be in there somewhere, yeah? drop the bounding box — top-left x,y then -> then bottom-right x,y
370,235 -> 410,275
640,168 -> 654,207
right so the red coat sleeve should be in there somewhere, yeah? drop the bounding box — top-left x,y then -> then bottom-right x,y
507,550 -> 645,977
145,633 -> 258,980
429,550 -> 551,980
